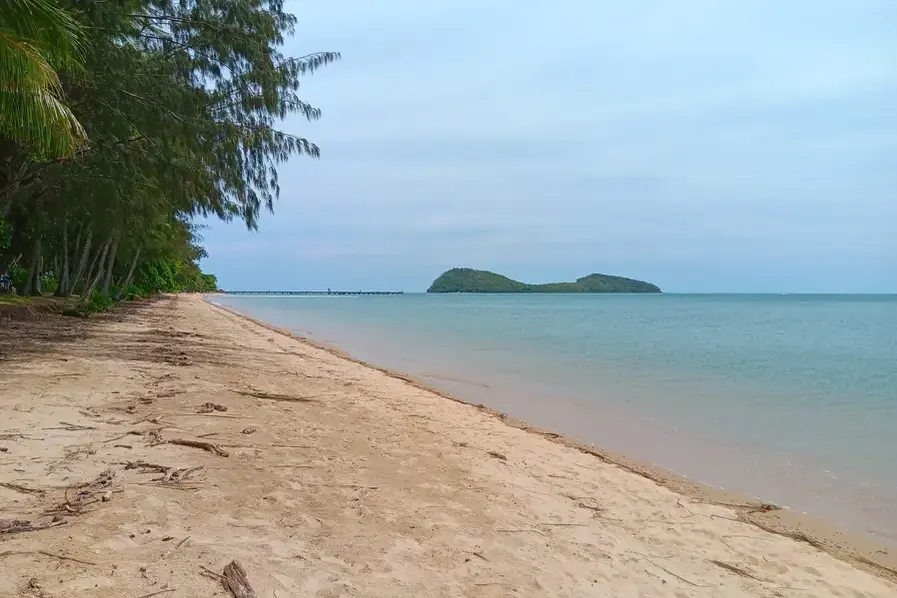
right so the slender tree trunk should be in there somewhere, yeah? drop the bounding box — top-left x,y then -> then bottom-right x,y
55,218 -> 69,296
80,241 -> 110,305
83,242 -> 105,291
66,225 -> 83,291
34,252 -> 43,295
21,238 -> 41,296
101,238 -> 118,296
116,245 -> 141,300
66,228 -> 92,298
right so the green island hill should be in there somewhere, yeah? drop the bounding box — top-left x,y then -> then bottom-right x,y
427,268 -> 661,294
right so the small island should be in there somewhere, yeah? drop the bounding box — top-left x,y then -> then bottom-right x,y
427,268 -> 661,294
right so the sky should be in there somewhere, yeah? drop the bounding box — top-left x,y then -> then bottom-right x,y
200,0 -> 896,293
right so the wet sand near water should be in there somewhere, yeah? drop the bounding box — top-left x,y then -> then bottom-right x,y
0,294 -> 895,597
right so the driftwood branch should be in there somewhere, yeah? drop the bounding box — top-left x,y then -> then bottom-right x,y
167,438 -> 229,457
222,560 -> 256,598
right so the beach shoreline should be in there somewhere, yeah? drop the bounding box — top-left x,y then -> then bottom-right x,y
204,295 -> 897,577
1,294 -> 894,596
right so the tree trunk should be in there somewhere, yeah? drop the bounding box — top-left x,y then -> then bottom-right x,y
34,251 -> 43,295
66,228 -> 92,298
21,238 -> 41,296
83,242 -> 105,292
55,215 -> 69,296
80,241 -> 110,305
101,238 -> 118,296
116,245 -> 141,300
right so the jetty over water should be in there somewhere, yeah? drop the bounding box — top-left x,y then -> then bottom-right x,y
222,290 -> 403,296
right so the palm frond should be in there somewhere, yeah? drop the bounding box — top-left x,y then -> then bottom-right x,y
0,0 -> 83,65
0,0 -> 86,155
0,86 -> 86,156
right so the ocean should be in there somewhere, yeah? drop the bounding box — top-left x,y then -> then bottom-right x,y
209,293 -> 897,544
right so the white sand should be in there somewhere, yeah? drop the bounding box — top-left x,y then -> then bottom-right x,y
0,295 -> 894,597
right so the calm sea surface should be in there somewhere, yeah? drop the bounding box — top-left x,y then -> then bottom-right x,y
209,293 -> 897,543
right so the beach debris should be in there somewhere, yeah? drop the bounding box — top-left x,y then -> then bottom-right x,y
167,438 -> 229,457
0,446 -> 8,452
45,469 -> 117,518
486,450 -> 507,461
240,427 -> 256,435
0,550 -> 96,567
196,402 -> 228,413
0,482 -> 45,495
222,560 -> 257,598
139,396 -> 155,404
0,518 -> 66,535
43,421 -> 96,431
708,559 -> 766,582
136,587 -> 175,598
0,519 -> 40,534
46,445 -> 95,474
237,389 -> 320,403
125,460 -> 204,484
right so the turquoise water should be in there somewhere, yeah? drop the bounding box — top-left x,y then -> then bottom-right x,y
210,293 -> 897,543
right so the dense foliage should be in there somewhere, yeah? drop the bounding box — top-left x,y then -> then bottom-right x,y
0,0 -> 338,311
427,268 -> 662,294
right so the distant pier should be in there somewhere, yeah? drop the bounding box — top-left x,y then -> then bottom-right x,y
222,290 -> 403,296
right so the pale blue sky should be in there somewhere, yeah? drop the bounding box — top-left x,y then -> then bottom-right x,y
201,0 -> 896,293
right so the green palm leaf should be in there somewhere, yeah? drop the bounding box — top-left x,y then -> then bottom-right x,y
0,0 -> 86,156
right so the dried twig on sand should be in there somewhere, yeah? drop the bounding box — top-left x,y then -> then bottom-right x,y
43,421 -> 96,431
167,438 -> 229,457
222,560 -> 257,598
708,559 -> 766,582
136,588 -> 175,598
0,519 -> 65,535
237,389 -> 320,403
196,402 -> 228,413
0,549 -> 96,566
46,447 -> 91,474
632,553 -> 714,588
45,469 -> 116,518
0,482 -> 45,495
486,451 -> 507,461
125,461 -> 204,484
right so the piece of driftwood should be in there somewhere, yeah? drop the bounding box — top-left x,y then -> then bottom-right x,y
43,421 -> 96,431
125,461 -> 203,484
237,390 -> 319,403
222,560 -> 256,598
0,482 -> 45,495
196,402 -> 228,414
0,519 -> 64,535
167,438 -> 229,457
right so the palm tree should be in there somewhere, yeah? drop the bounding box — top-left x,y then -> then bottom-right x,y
0,0 -> 86,156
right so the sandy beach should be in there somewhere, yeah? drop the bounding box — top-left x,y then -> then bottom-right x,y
1,295 -> 895,597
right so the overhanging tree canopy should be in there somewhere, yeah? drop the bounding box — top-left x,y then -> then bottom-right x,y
0,0 -> 339,303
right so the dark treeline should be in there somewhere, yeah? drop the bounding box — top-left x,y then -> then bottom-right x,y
0,0 -> 337,311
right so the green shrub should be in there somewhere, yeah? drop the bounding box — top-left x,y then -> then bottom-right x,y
87,290 -> 115,313
40,274 -> 59,294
